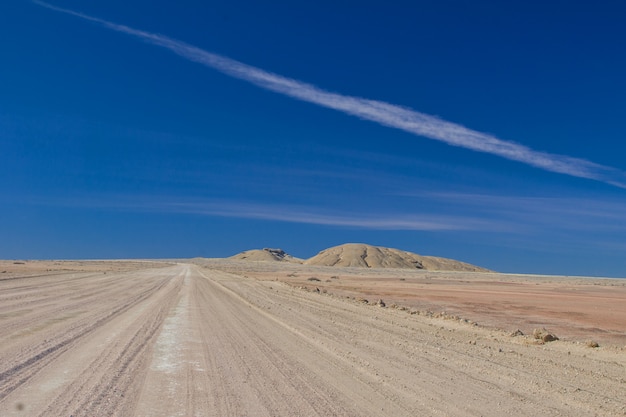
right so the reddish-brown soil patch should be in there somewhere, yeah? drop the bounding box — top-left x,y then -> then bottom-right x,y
208,260 -> 626,347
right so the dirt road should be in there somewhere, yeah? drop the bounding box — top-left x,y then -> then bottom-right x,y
1,263 -> 624,416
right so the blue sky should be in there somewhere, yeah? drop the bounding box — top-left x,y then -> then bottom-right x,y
2,1 -> 625,276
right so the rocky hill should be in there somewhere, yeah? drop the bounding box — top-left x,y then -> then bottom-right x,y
304,243 -> 490,272
229,248 -> 303,263
231,243 -> 489,272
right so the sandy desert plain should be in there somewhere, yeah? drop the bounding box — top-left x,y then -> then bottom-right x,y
0,246 -> 625,416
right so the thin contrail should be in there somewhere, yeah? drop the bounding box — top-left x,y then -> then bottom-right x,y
35,1 -> 626,187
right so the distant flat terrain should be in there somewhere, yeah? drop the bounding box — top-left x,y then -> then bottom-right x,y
205,259 -> 626,347
0,259 -> 624,416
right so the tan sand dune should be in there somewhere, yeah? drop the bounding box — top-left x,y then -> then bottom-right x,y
304,243 -> 490,271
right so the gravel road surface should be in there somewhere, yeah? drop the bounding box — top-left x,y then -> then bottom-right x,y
1,263 -> 624,416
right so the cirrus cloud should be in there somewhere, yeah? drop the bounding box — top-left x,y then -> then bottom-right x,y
35,1 -> 626,188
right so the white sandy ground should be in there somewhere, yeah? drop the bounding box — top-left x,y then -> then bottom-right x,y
0,261 -> 624,416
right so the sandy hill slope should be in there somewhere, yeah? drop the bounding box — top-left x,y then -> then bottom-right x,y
304,243 -> 489,272
229,248 -> 303,263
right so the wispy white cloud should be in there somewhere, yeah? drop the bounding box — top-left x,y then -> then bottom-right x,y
35,1 -> 626,187
405,191 -> 626,232
147,200 -> 493,231
20,193 -> 494,231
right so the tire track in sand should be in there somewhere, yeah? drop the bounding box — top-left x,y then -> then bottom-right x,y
0,265 -> 183,416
